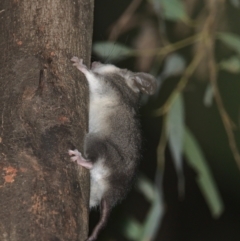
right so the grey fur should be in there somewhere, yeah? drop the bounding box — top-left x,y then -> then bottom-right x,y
69,57 -> 156,241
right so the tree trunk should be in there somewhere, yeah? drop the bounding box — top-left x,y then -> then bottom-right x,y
0,0 -> 93,240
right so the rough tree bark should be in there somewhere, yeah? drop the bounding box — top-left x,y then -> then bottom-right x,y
0,0 -> 93,240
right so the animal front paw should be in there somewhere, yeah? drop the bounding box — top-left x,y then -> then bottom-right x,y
71,56 -> 88,75
68,149 -> 93,169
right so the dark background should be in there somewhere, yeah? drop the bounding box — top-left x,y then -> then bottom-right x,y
91,1 -> 240,240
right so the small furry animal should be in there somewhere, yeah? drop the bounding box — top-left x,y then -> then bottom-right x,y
69,57 -> 156,241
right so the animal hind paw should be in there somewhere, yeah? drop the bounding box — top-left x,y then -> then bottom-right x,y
68,149 -> 93,169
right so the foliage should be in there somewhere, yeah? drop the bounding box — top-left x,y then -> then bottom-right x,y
93,0 -> 240,240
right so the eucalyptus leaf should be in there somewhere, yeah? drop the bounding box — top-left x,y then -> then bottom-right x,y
140,188 -> 164,241
161,53 -> 186,80
93,42 -> 133,61
135,174 -> 165,241
123,175 -> 164,241
219,56 -> 240,73
167,93 -> 185,196
218,32 -> 240,55
136,175 -> 155,202
161,0 -> 187,21
121,218 -> 142,241
229,0 -> 240,8
184,127 -> 224,218
203,84 -> 214,107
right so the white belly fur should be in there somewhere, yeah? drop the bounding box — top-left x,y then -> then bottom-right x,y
89,158 -> 109,208
89,95 -> 117,134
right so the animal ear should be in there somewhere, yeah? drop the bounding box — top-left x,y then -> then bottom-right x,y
132,72 -> 157,95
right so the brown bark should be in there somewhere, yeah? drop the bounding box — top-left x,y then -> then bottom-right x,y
0,0 -> 93,240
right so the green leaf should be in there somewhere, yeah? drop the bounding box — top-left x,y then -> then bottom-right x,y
161,53 -> 186,80
219,56 -> 240,73
203,84 -> 214,107
229,0 -> 240,8
161,0 -> 187,21
136,175 -> 155,202
167,93 -> 185,196
121,218 -> 142,241
140,189 -> 164,241
135,174 -> 165,241
93,42 -> 132,61
184,127 -> 224,218
218,32 -> 240,55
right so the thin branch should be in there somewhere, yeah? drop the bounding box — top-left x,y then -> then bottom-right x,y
204,0 -> 240,170
154,51 -> 204,116
108,0 -> 142,41
129,34 -> 202,57
157,115 -> 168,169
208,44 -> 240,170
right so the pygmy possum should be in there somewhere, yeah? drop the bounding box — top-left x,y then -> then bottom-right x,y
69,57 -> 156,241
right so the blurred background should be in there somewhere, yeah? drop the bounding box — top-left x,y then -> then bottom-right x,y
90,0 -> 240,240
